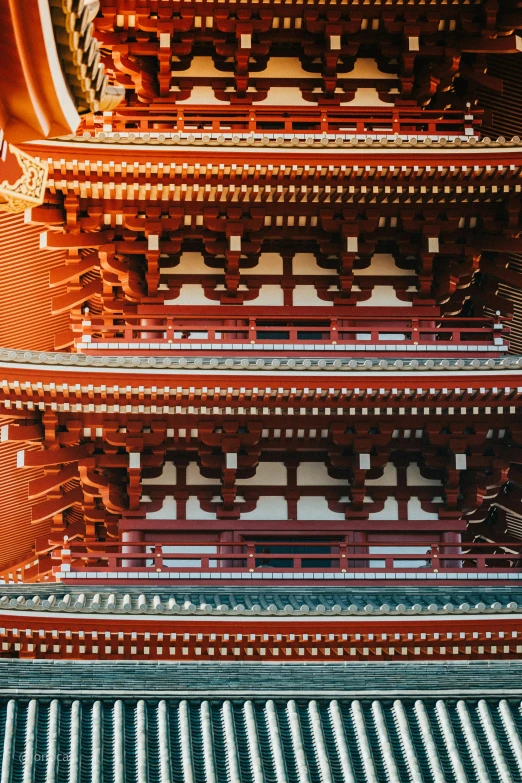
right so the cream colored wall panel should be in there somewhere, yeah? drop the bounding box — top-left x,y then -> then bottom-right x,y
344,88 -> 389,107
407,462 -> 442,486
293,285 -> 334,306
408,496 -> 439,520
297,462 -> 347,486
166,285 -> 220,306
356,254 -> 412,277
366,463 -> 398,486
186,496 -> 217,519
251,285 -> 285,306
258,87 -> 309,106
297,496 -> 345,520
168,252 -> 212,276
240,496 -> 288,520
177,85 -> 222,104
143,462 -> 177,486
237,462 -> 287,486
357,286 -> 412,307
186,463 -> 217,486
292,254 -> 333,276
368,496 -> 399,519
242,253 -> 283,275
146,495 -> 177,519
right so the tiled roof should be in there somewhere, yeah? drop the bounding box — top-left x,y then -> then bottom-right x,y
1,585 -> 521,617
0,693 -> 521,782
68,131 -> 522,149
0,346 -> 519,374
3,660 -> 522,697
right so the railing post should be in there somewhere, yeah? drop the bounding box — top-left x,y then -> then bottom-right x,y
321,111 -> 328,133
411,318 -> 419,344
249,317 -> 256,345
154,545 -> 163,572
340,542 -> 348,571
166,319 -> 174,344
331,317 -> 338,343
60,536 -> 71,575
247,542 -> 255,571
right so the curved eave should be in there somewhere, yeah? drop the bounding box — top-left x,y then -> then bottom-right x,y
21,136 -> 522,166
0,0 -> 80,143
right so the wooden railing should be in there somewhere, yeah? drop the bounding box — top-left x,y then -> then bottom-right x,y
77,311 -> 507,355
53,538 -> 522,581
81,105 -> 483,138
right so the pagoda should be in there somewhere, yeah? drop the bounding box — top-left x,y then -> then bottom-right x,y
1,0 -> 522,780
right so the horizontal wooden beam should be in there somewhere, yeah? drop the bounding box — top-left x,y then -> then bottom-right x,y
118,518 -> 467,533
31,487 -> 83,524
17,444 -> 93,469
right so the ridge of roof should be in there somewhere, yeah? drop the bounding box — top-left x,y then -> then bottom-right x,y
1,660 -> 522,697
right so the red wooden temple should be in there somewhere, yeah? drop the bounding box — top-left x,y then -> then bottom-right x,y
1,2 -> 522,779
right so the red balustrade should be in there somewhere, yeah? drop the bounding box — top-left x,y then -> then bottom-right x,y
81,105 -> 482,138
76,309 -> 508,356
53,538 -> 522,583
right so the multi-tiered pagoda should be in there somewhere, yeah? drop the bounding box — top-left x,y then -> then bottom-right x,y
1,0 -> 522,779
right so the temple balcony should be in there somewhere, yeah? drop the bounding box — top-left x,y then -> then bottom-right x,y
50,535 -> 522,587
82,105 -> 483,143
75,307 -> 509,358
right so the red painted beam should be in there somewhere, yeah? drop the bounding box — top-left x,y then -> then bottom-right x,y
28,464 -> 80,500
17,444 -> 93,468
31,486 -> 83,524
117,518 -> 468,533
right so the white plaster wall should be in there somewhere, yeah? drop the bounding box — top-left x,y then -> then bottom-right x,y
165,284 -> 219,305
143,462 -> 177,486
258,87 -> 309,106
357,254 -> 411,277
177,57 -> 223,77
251,285 -> 284,306
182,57 -> 396,81
346,59 -> 397,80
242,253 -> 283,275
186,463 -> 216,486
407,462 -> 442,486
236,462 -> 287,485
366,463 -> 398,486
343,88 -> 388,107
169,252 -> 211,276
240,496 -> 288,519
146,495 -> 177,519
186,496 -> 217,519
257,58 -> 314,79
407,496 -> 439,520
292,254 -> 332,276
297,496 -> 345,520
357,285 -> 412,307
293,285 -> 333,306
368,496 -> 399,520
174,58 -> 395,106
297,462 -> 347,486
176,85 -> 221,105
